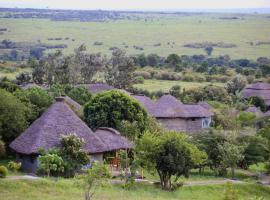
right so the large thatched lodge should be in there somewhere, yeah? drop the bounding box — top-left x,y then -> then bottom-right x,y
132,94 -> 214,132
10,97 -> 132,173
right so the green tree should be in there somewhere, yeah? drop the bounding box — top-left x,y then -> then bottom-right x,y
38,153 -> 65,177
248,96 -> 267,112
204,46 -> 213,56
0,89 -> 29,143
169,85 -> 181,99
76,162 -> 111,200
166,54 -> 181,68
60,134 -> 90,177
218,141 -> 244,179
14,87 -> 53,121
136,53 -> 147,67
137,131 -> 203,190
105,49 -> 136,90
67,86 -> 92,105
84,90 -> 147,132
226,75 -> 247,95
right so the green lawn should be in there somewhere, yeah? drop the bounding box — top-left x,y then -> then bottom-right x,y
134,79 -> 224,92
0,13 -> 270,59
0,178 -> 269,200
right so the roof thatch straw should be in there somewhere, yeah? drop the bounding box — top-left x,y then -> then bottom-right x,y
133,94 -> 213,118
95,127 -> 133,151
242,82 -> 270,106
9,97 -> 120,155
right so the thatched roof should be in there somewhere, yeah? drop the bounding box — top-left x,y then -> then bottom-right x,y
131,94 -> 156,115
20,83 -> 46,90
242,82 -> 270,106
245,106 -> 263,117
95,127 -> 133,151
133,94 -> 213,118
198,101 -> 212,110
264,110 -> 270,117
83,83 -> 114,94
10,97 -> 113,155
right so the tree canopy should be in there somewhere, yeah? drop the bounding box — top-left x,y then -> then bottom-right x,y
84,90 -> 148,132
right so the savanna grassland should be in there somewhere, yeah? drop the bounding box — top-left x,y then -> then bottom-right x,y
0,12 -> 270,59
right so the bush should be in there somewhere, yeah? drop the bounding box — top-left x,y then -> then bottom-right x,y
67,86 -> 92,105
134,71 -> 152,79
134,76 -> 144,84
7,161 -> 21,172
38,153 -> 65,177
0,165 -> 8,178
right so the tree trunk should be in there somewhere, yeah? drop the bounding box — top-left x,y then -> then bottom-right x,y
231,167 -> 235,179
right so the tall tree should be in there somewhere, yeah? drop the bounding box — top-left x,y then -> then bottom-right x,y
105,49 -> 136,90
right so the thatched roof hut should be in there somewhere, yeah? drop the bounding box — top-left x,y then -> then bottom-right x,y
131,94 -> 156,115
62,95 -> 82,114
9,97 -> 131,155
151,94 -> 213,118
242,82 -> 270,107
95,128 -> 133,151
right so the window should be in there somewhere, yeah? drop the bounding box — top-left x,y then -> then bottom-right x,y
202,118 -> 211,128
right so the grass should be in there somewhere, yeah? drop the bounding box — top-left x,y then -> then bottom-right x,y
0,178 -> 269,200
134,79 -> 224,92
0,13 -> 270,59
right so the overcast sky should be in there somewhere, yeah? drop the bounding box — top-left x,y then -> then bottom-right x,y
1,0 -> 270,10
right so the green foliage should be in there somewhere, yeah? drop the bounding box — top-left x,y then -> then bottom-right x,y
218,141 -> 245,179
169,85 -> 181,99
0,165 -> 8,178
137,131 -> 204,190
14,87 -> 53,122
241,136 -> 269,168
237,111 -> 256,127
38,153 -> 65,177
60,134 -> 90,177
84,90 -> 147,132
182,85 -> 232,103
0,89 -> 29,143
249,96 -> 267,112
76,162 -> 111,200
67,86 -> 92,105
7,161 -> 21,172
0,77 -> 20,92
0,140 -> 5,158
225,75 -> 247,94
105,49 -> 136,90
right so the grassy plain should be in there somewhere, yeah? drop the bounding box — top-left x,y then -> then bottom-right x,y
0,13 -> 270,59
134,79 -> 224,92
0,178 -> 269,200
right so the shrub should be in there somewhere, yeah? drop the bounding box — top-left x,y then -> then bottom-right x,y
134,71 -> 152,79
38,153 -> 65,177
67,86 -> 92,105
7,161 -> 21,172
134,76 -> 144,84
0,165 -> 8,178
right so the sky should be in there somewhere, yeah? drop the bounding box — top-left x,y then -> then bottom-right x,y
0,0 -> 270,11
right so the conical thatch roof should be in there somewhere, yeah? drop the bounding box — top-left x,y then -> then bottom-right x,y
152,94 -> 213,118
131,94 -> 156,115
62,95 -> 82,113
242,82 -> 270,106
10,97 -> 107,155
95,127 -> 133,151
